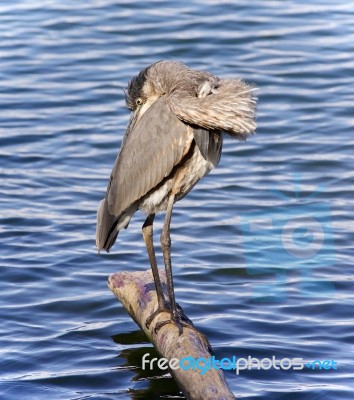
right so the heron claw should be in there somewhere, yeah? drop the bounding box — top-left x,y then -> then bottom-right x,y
145,303 -> 170,329
147,303 -> 194,335
154,315 -> 188,335
145,304 -> 212,351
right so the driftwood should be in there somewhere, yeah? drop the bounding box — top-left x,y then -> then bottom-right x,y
108,269 -> 236,400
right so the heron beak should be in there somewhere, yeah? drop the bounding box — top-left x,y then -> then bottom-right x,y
126,99 -> 156,134
126,106 -> 141,134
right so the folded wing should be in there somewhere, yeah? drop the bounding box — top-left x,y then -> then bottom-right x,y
96,95 -> 193,251
108,95 -> 193,217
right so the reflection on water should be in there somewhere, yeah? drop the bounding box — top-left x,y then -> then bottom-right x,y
1,1 -> 353,399
115,337 -> 182,400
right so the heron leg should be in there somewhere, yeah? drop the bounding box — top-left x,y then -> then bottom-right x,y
142,214 -> 169,329
143,199 -> 193,335
154,193 -> 187,335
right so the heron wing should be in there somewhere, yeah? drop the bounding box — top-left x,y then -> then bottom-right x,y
193,128 -> 209,161
107,95 -> 192,217
168,79 -> 257,139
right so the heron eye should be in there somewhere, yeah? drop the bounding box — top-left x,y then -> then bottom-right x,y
136,98 -> 143,106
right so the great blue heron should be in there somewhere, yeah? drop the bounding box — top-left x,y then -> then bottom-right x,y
96,60 -> 257,333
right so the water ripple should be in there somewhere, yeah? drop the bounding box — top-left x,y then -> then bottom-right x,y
1,1 -> 353,399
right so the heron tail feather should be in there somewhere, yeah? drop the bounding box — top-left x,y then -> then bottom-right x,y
96,197 -> 119,252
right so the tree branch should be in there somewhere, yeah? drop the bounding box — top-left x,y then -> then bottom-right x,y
108,269 -> 236,400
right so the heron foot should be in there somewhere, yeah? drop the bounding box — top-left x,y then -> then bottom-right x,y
153,303 -> 194,335
146,304 -> 212,350
145,303 -> 171,330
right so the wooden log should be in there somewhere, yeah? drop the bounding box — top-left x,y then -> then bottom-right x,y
108,269 -> 236,400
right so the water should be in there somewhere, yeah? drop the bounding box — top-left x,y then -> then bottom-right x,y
1,1 -> 353,399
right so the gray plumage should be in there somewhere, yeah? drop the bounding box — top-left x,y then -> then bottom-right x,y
96,60 -> 256,252
96,60 -> 257,332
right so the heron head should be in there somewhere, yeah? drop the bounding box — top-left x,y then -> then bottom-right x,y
125,62 -> 164,119
124,61 -> 194,124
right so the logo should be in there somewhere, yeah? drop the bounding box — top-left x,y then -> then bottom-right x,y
141,353 -> 338,375
240,175 -> 335,301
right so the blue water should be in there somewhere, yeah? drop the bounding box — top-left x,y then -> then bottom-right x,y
1,1 -> 353,399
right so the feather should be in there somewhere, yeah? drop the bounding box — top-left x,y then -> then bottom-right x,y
168,78 -> 257,139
